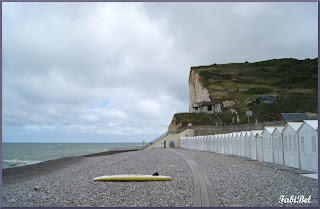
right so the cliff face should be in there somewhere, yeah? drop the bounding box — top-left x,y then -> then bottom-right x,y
189,69 -> 211,112
167,117 -> 182,134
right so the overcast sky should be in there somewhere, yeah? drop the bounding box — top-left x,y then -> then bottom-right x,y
2,2 -> 318,143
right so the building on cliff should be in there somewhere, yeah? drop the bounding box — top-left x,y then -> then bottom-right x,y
257,94 -> 279,104
192,100 -> 223,113
188,67 -> 235,113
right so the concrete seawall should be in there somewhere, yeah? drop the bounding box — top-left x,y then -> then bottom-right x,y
191,121 -> 287,136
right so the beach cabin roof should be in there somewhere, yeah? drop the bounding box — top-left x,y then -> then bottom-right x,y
244,131 -> 251,137
283,122 -> 303,132
232,132 -> 241,137
250,130 -> 263,137
262,127 -> 276,135
298,120 -> 318,131
240,131 -> 250,138
272,126 -> 285,135
256,132 -> 263,137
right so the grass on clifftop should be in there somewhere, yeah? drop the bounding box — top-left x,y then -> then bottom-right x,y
195,58 -> 318,103
176,58 -> 318,127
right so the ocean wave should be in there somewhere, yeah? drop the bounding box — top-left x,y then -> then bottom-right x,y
3,159 -> 42,169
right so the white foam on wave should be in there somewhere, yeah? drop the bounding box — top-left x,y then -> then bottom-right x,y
3,159 -> 42,168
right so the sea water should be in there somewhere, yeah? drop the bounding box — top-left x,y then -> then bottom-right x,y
2,143 -> 143,169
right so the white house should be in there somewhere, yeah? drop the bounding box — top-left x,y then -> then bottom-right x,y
192,100 -> 224,113
298,120 -> 318,172
272,127 -> 285,165
262,127 -> 275,163
282,122 -> 303,169
250,130 -> 263,160
256,132 -> 264,161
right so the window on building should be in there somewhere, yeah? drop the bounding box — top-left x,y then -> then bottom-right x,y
289,135 -> 292,151
278,136 -> 282,150
269,138 -> 271,149
300,137 -> 305,152
284,136 -> 287,150
293,136 -> 297,151
312,136 -> 317,152
207,106 -> 212,111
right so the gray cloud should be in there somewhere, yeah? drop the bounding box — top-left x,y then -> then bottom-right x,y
2,2 -> 317,142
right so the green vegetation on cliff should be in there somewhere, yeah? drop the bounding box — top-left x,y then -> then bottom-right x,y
176,58 -> 318,127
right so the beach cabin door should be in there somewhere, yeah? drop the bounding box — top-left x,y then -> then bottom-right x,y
263,136 -> 272,163
229,137 -> 233,154
232,136 -> 236,155
250,135 -> 257,160
221,137 -> 225,154
289,135 -> 299,168
300,136 -> 312,171
284,134 -> 299,168
273,136 -> 279,164
241,136 -> 245,157
246,136 -> 251,158
277,136 -> 284,165
225,138 -> 228,154
257,135 -> 264,161
236,138 -> 241,156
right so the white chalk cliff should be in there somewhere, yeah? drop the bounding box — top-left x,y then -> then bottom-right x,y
189,69 -> 211,112
189,68 -> 236,113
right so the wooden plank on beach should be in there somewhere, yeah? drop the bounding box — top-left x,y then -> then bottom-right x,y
169,149 -> 219,207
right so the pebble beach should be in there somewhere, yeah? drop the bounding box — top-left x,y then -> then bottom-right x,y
2,148 -> 318,207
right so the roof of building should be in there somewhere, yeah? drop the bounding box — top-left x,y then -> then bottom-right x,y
280,113 -> 308,121
262,127 -> 276,135
250,130 -> 263,136
272,126 -> 285,134
193,100 -> 223,107
299,120 -> 318,131
284,122 -> 303,132
241,131 -> 251,137
257,94 -> 279,97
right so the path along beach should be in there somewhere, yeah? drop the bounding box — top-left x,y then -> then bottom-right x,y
2,148 -> 318,207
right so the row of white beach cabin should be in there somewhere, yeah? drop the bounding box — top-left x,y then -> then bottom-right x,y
180,120 -> 318,173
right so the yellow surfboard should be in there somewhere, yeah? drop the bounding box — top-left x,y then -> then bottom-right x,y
93,174 -> 171,181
